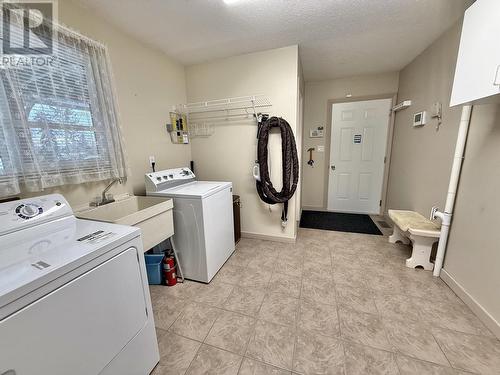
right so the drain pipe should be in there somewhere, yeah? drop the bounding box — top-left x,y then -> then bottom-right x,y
433,105 -> 473,277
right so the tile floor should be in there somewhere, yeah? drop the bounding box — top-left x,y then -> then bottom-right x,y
150,228 -> 500,375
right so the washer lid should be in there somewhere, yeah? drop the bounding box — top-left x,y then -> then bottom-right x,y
0,217 -> 140,312
151,181 -> 232,199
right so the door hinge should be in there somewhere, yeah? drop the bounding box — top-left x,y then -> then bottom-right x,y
379,200 -> 382,207
384,156 -> 387,164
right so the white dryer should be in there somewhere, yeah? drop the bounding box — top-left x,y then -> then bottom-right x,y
0,194 -> 159,375
145,168 -> 234,283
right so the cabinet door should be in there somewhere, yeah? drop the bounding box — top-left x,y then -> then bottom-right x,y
450,0 -> 500,106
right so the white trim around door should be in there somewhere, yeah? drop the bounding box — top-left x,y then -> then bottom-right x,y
327,98 -> 392,214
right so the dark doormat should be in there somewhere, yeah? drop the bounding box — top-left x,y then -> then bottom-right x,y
300,210 -> 383,235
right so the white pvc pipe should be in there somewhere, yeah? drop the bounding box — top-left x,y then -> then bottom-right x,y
433,105 -> 473,277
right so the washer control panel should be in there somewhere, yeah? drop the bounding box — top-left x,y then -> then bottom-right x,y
145,167 -> 196,192
0,194 -> 73,236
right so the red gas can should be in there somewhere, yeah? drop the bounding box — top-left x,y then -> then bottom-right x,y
163,256 -> 177,286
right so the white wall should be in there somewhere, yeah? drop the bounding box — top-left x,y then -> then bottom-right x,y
21,0 -> 190,205
444,104 -> 500,337
302,73 -> 399,209
185,46 -> 300,241
386,23 -> 463,215
386,19 -> 500,337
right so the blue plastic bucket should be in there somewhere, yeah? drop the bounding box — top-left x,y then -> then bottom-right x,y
145,253 -> 164,285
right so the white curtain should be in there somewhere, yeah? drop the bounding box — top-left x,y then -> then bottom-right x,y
0,19 -> 127,197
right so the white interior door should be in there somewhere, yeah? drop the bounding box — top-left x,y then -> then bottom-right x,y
327,98 -> 391,214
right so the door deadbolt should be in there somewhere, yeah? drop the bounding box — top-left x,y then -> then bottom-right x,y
331,165 -> 336,171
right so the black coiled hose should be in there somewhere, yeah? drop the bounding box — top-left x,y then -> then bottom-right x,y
256,116 -> 299,225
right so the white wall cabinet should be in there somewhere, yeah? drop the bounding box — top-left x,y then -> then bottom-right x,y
450,0 -> 500,107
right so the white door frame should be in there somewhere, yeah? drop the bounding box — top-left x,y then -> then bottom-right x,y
323,94 -> 397,215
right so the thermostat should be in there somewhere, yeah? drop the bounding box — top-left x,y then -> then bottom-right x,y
413,111 -> 427,127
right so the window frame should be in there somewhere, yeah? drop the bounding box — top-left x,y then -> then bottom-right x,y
0,46 -> 116,177
0,17 -> 127,196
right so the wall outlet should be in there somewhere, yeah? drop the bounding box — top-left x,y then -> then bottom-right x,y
430,206 -> 440,220
149,156 -> 156,172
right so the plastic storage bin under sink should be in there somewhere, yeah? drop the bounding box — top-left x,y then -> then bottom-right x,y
144,253 -> 164,285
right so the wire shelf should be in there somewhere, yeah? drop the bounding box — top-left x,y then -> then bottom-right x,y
173,95 -> 272,138
176,95 -> 271,115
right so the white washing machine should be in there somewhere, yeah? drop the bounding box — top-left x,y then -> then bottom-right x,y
0,194 -> 159,375
145,168 -> 234,283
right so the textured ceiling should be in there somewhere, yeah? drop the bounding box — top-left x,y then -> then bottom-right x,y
74,0 -> 471,81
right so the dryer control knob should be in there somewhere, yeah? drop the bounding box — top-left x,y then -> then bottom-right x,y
17,203 -> 43,219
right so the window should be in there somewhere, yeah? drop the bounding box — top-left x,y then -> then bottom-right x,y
0,19 -> 127,197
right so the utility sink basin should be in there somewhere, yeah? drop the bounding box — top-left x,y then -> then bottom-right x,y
76,195 -> 174,252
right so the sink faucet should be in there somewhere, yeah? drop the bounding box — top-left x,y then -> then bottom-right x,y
90,178 -> 124,207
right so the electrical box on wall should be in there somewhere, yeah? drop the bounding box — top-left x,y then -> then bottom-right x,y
413,111 -> 427,127
309,126 -> 324,138
167,112 -> 189,144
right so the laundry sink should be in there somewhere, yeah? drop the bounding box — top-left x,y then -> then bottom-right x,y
76,195 -> 174,252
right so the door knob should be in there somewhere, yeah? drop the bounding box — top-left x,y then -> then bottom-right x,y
331,165 -> 336,171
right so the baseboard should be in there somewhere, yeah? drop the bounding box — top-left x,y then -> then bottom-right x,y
441,269 -> 500,339
301,206 -> 327,211
301,207 -> 381,215
241,231 -> 296,244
